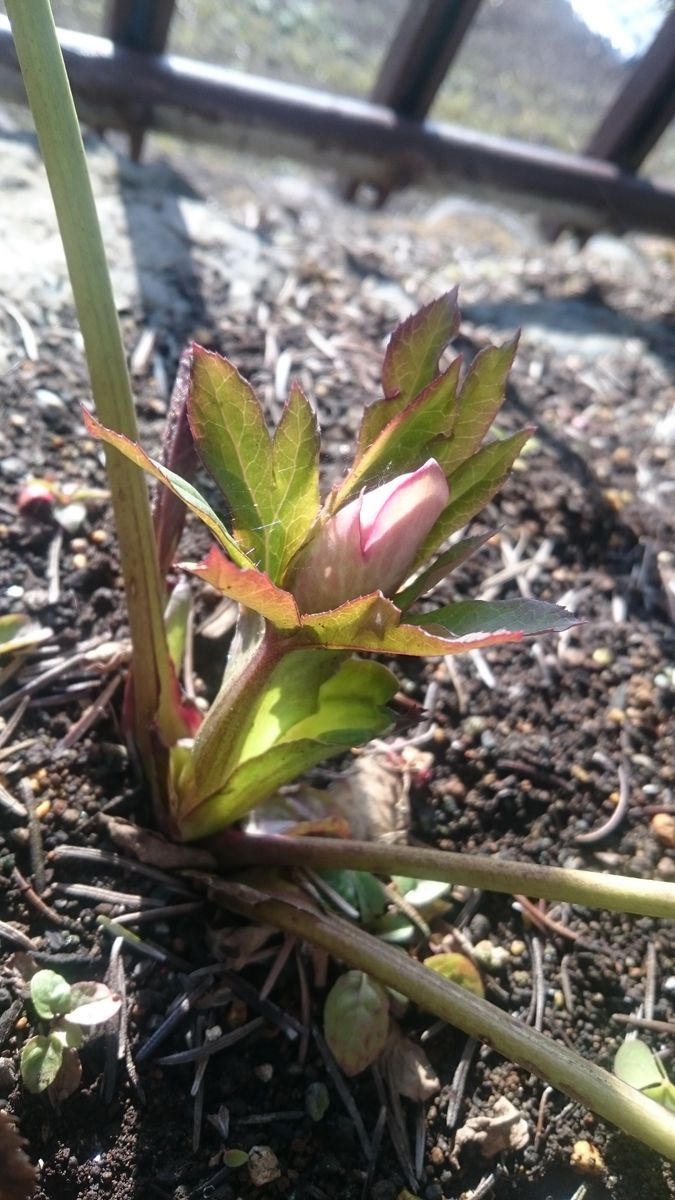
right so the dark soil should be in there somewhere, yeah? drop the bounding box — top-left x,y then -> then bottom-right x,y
1,124 -> 675,1200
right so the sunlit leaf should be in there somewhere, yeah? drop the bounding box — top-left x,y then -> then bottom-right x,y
66,981 -> 122,1027
20,1034 -> 64,1094
189,353 -> 321,580
0,614 -> 52,657
298,592 -> 526,656
181,655 -> 397,838
413,429 -> 533,569
423,952 -> 484,998
324,970 -> 390,1076
332,358 -> 460,510
83,409 -> 253,569
614,1039 -> 667,1091
30,970 -> 71,1020
271,380 -> 321,577
394,531 -> 494,612
180,546 -> 300,629
414,597 -> 579,638
357,290 -> 460,453
436,337 -> 519,478
49,1046 -> 83,1102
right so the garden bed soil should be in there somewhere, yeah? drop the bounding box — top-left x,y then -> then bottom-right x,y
1,122 -> 675,1200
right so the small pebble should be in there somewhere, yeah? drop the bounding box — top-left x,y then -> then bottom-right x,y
305,1081 -> 330,1121
247,1145 -> 281,1187
651,813 -> 675,849
0,456 -> 25,479
35,388 -> 66,418
254,1062 -> 273,1083
570,1139 -> 605,1174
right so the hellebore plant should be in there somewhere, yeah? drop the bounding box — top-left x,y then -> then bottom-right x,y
84,305 -> 576,842
8,0 -> 675,1163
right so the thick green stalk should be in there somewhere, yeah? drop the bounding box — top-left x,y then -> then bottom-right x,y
209,834 -> 675,919
190,616 -> 286,806
6,2 -> 177,775
220,893 -> 675,1161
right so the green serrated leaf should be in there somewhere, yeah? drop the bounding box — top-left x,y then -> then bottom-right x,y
83,408 -> 253,570
297,592 -> 528,657
436,337 -> 519,478
412,429 -> 532,570
272,380 -> 321,579
189,348 -> 275,566
357,290 -> 460,453
332,358 -> 460,511
20,1033 -> 64,1093
414,597 -> 579,638
189,355 -> 321,581
394,530 -> 494,612
30,970 -> 72,1020
324,970 -> 390,1076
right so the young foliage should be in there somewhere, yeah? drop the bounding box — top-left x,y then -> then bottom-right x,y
614,1040 -> 675,1113
21,969 -> 121,1097
87,294 -> 578,839
323,970 -> 390,1076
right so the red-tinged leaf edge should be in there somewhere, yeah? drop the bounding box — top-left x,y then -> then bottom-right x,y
179,545 -> 301,630
83,408 -> 254,570
296,592 -> 526,657
413,597 -> 580,638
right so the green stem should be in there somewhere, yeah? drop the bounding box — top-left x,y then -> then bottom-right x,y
209,834 -> 675,919
5,1 -> 176,780
190,616 -> 286,807
218,892 -> 675,1161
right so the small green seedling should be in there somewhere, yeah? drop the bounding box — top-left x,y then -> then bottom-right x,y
613,1038 -> 675,1112
20,969 -> 121,1097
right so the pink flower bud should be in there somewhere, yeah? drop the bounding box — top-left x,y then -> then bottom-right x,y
291,459 -> 449,613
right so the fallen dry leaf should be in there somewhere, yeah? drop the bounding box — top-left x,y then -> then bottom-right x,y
453,1096 -> 530,1159
382,1027 -> 440,1102
0,1109 -> 37,1200
328,752 -> 413,842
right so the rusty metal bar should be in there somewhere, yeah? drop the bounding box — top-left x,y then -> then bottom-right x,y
104,0 -> 176,158
584,10 -> 675,172
1,19 -> 675,237
345,0 -> 482,200
371,0 -> 482,119
105,0 -> 175,53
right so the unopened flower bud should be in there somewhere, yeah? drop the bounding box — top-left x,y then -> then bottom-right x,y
290,458 -> 449,613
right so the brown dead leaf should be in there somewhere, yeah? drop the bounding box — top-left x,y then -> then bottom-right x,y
99,815 -> 217,869
328,753 -> 412,842
453,1096 -> 530,1160
206,924 -> 277,969
0,1109 -> 37,1200
48,1047 -> 82,1102
382,1027 -> 440,1102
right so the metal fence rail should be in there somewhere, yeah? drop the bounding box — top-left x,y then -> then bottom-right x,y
0,0 -> 674,236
